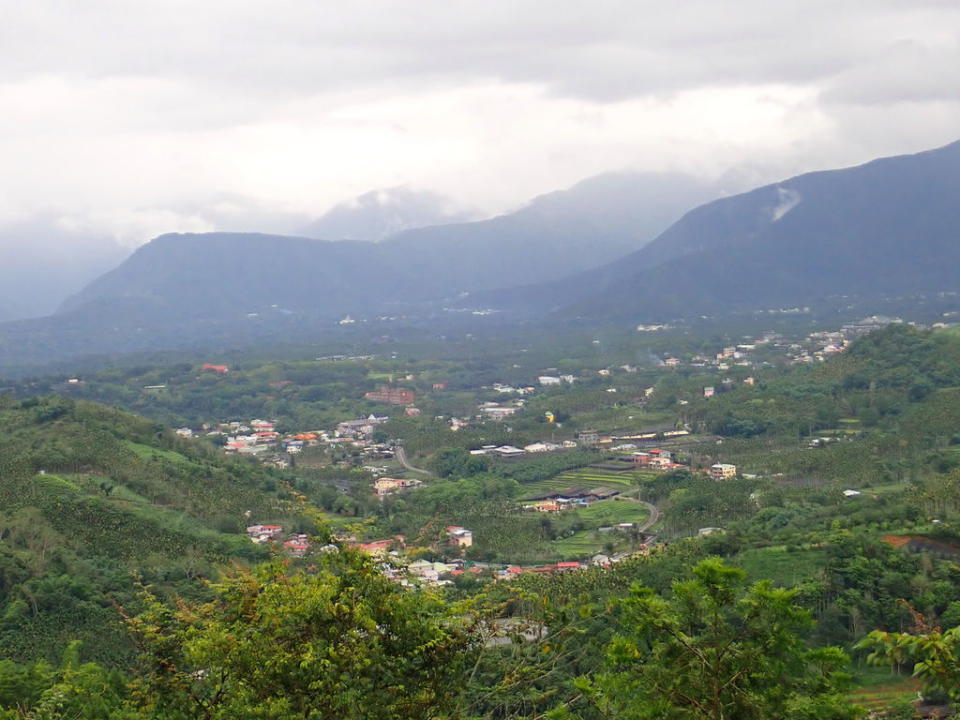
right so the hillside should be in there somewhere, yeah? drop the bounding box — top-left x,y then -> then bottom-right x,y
0,396 -> 298,665
502,140 -> 960,321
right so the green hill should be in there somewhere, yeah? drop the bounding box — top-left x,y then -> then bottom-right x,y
0,396 -> 298,666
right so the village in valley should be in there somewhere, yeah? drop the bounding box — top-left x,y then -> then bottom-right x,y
47,313 -> 955,588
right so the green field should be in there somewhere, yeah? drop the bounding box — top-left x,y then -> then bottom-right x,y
124,440 -> 192,464
520,466 -> 658,498
573,499 -> 650,525
546,499 -> 650,560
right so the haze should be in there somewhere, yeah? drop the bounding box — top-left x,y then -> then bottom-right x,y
2,0 -> 959,249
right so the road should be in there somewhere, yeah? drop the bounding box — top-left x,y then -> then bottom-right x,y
394,446 -> 433,476
618,495 -> 660,533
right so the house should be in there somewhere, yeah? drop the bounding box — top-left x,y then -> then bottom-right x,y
283,534 -> 311,557
407,560 -> 457,584
373,477 -> 422,496
432,383 -> 447,390
336,415 -> 389,439
175,427 -> 193,437
577,429 -> 599,447
364,386 -> 416,406
201,363 -> 229,374
586,487 -> 619,501
481,405 -> 518,421
353,536 -> 405,558
703,386 -> 715,398
554,561 -> 582,572
523,442 -> 562,453
523,501 -> 561,513
447,526 -> 473,548
538,375 -> 561,386
404,407 -> 421,416
246,524 -> 283,543
493,445 -> 526,458
709,463 -> 737,480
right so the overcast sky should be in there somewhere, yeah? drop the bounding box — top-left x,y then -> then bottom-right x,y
2,0 -> 959,247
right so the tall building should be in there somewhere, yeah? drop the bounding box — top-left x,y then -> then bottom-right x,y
364,385 -> 416,405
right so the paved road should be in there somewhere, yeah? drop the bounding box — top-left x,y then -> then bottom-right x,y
618,495 -> 660,533
394,446 -> 433,476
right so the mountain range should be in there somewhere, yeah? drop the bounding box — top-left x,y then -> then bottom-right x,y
1,140 -> 960,368
554,139 -> 960,321
0,171 -> 714,368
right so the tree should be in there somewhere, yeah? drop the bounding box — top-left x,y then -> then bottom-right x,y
574,558 -> 863,720
124,550 -> 480,720
858,611 -> 960,706
428,447 -> 488,479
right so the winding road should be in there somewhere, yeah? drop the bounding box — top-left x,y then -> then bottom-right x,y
394,446 -> 433,476
618,495 -> 660,533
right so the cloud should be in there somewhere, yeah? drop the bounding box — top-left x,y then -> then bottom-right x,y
0,1 -> 958,246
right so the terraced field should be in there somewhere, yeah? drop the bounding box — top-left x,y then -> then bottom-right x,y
547,501 -> 649,559
520,466 -> 659,499
573,499 -> 651,526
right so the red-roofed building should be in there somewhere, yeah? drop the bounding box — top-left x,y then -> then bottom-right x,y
446,526 -> 473,548
283,540 -> 310,557
201,364 -> 230,374
364,386 -> 416,406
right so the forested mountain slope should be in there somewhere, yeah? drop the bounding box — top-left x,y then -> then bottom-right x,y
497,140 -> 960,320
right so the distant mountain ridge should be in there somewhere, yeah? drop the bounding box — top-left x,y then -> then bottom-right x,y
6,139 -> 959,368
300,187 -> 478,242
61,171 -> 716,318
494,140 -> 960,321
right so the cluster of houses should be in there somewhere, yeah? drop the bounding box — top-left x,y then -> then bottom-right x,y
651,317 -> 908,371
479,401 -> 523,421
245,524 -> 313,557
176,419 -> 318,461
180,412 -> 400,469
243,521 -> 655,588
631,448 -> 685,470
